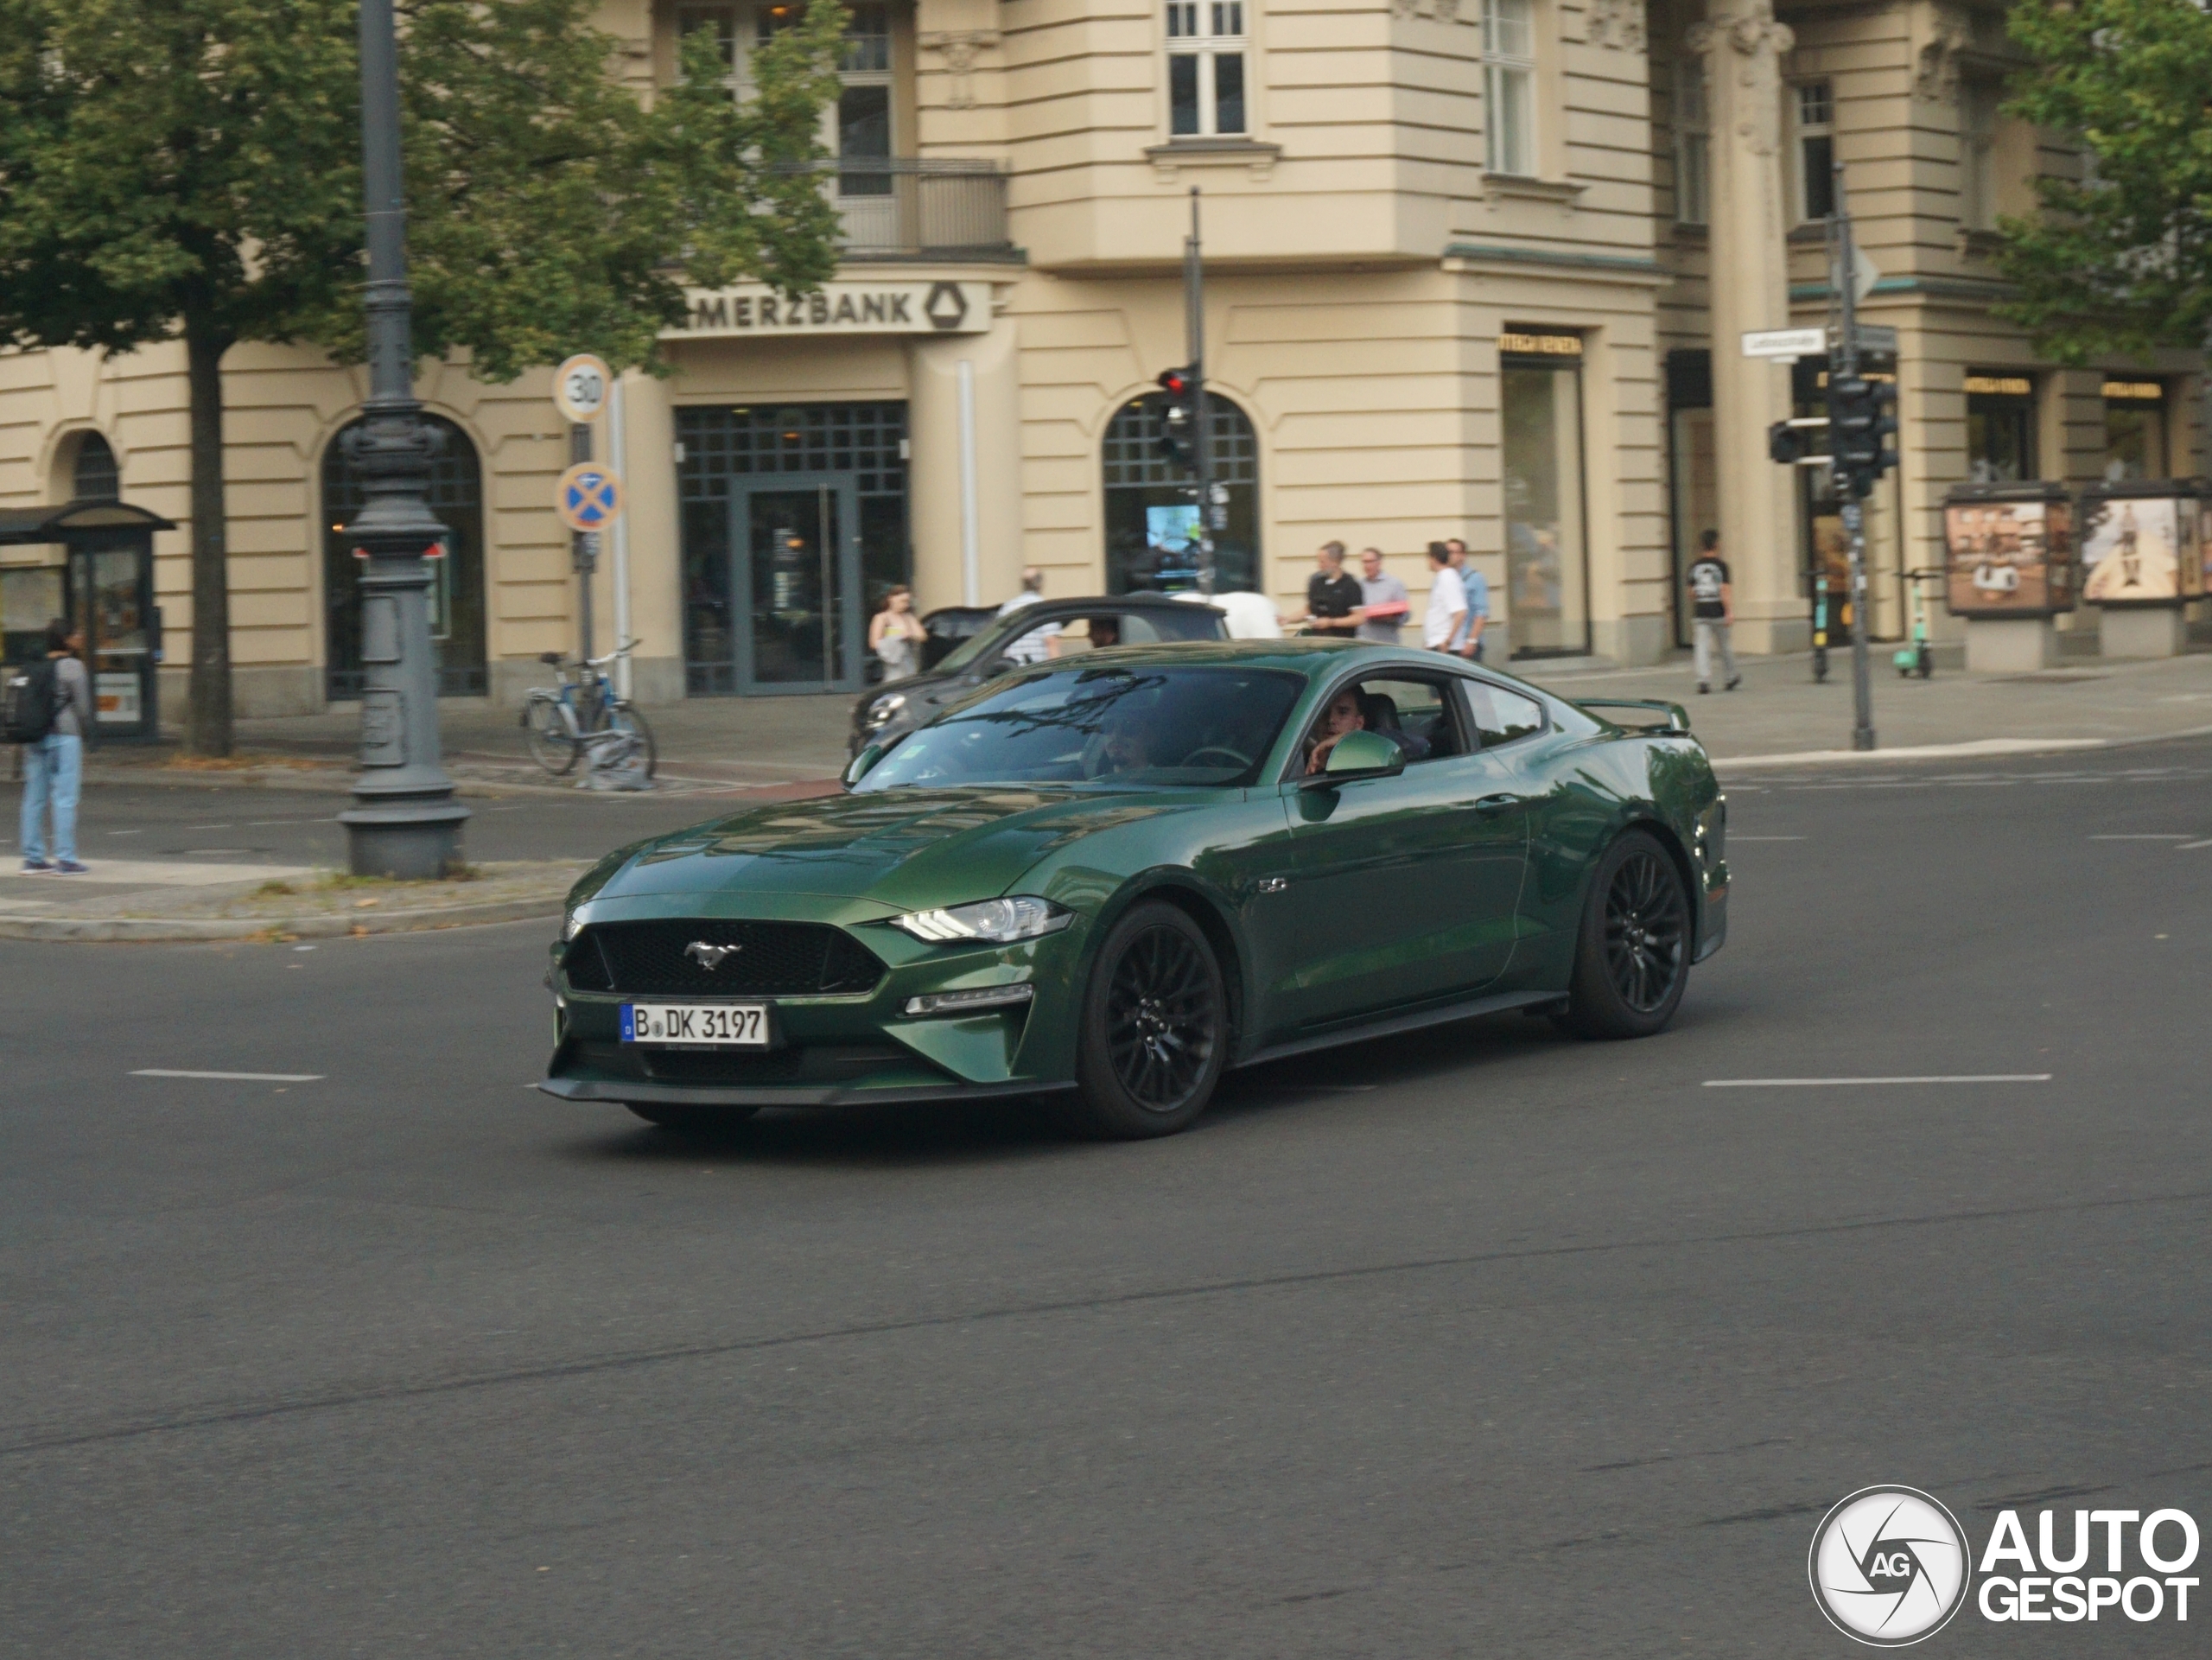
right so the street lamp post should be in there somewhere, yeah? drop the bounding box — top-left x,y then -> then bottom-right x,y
337,0 -> 468,878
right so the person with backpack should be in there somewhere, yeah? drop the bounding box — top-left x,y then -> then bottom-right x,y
7,619 -> 92,874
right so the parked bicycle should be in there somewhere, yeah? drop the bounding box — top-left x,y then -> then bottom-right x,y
521,640 -> 658,779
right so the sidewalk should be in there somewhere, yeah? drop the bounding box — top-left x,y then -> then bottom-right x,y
1516,645 -> 2212,765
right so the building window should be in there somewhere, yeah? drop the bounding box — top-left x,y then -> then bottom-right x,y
1166,2 -> 1247,138
1964,373 -> 2037,483
1795,80 -> 1834,221
323,416 -> 486,699
836,4 -> 893,194
1483,0 -> 1536,177
2102,380 -> 2168,481
1674,57 -> 1709,226
1959,77 -> 2000,232
1103,394 -> 1260,594
71,432 -> 119,502
1501,333 -> 1589,658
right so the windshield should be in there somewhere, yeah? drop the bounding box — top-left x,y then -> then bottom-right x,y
855,665 -> 1305,792
931,604 -> 1219,676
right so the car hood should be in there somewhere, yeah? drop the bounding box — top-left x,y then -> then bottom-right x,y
570,785 -> 1201,912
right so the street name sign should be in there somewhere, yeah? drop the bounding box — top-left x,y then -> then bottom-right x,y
553,354 -> 612,424
1742,328 -> 1827,360
556,462 -> 623,533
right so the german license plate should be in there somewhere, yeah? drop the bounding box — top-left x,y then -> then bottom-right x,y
620,1002 -> 771,1047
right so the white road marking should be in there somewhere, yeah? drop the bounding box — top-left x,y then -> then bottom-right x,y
1704,1075 -> 2051,1088
183,824 -> 234,830
131,1069 -> 326,1083
2177,838 -> 2212,851
2090,834 -> 2192,841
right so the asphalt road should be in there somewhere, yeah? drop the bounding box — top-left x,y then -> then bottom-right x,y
3,741 -> 2209,1657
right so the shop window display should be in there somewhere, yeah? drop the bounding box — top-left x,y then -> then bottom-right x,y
1501,337 -> 1590,658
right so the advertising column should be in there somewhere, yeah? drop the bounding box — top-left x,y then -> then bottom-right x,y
2078,477 -> 2203,658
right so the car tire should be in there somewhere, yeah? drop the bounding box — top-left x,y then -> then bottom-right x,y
1559,829 -> 1692,1040
626,1103 -> 759,1135
1065,900 -> 1229,1140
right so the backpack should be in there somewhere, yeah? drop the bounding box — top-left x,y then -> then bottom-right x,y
1,658 -> 60,744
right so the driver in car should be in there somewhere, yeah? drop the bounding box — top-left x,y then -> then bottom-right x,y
1303,688 -> 1428,775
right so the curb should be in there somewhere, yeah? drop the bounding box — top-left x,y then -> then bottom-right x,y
0,891 -> 566,944
1713,724 -> 2212,770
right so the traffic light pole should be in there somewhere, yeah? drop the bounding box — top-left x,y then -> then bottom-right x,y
1184,188 -> 1215,595
1831,165 -> 1878,753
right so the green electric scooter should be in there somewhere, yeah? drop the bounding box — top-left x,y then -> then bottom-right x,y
1893,567 -> 1940,679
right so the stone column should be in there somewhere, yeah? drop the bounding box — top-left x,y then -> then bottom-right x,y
906,313 -> 1021,611
1689,1 -> 1805,654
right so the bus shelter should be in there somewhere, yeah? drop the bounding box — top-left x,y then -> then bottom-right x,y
0,499 -> 173,741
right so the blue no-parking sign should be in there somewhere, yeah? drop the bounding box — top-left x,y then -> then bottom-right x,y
556,462 -> 623,533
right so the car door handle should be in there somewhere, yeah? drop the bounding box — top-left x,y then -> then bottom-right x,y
1471,793 -> 1522,811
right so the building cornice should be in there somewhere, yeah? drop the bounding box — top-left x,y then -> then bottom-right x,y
1443,243 -> 1667,285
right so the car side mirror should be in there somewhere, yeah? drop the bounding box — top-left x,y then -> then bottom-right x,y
981,657 -> 1016,678
1308,728 -> 1406,785
843,743 -> 886,788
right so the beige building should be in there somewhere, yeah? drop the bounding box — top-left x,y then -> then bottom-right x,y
1,0 -> 2199,732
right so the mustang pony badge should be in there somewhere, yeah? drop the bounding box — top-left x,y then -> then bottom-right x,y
685,941 -> 743,971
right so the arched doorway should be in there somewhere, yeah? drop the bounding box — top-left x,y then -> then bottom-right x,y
1101,392 -> 1260,594
321,416 -> 487,699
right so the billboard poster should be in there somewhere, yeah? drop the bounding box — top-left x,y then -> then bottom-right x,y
1944,498 -> 2075,617
2081,493 -> 2202,604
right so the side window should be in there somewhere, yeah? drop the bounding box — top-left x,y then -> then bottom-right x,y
1287,675 -> 1466,773
1461,679 -> 1545,748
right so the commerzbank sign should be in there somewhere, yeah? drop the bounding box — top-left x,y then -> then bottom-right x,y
667,280 -> 991,339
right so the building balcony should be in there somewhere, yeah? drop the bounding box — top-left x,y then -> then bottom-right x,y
808,158 -> 1017,263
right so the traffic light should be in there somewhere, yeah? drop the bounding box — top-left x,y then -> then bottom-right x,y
1769,420 -> 1806,466
1155,366 -> 1196,468
1827,374 -> 1899,498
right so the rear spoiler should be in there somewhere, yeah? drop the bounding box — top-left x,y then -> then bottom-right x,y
1572,697 -> 1691,735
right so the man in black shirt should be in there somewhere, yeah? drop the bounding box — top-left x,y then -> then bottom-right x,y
1686,528 -> 1740,693
1291,541 -> 1365,634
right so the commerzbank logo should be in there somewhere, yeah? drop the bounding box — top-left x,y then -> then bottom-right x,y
1808,1485 -> 2202,1644
1810,1487 -> 1973,1646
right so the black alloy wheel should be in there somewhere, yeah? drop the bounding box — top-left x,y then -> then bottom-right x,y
1069,900 -> 1228,1138
1560,830 -> 1691,1039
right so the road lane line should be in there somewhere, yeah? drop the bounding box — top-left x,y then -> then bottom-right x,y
2177,838 -> 2212,851
1703,1075 -> 2051,1088
2089,834 -> 2191,841
131,1069 -> 325,1083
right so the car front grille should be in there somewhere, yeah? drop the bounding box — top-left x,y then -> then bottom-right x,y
563,919 -> 886,997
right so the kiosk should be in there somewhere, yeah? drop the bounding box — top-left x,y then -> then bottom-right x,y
0,499 -> 172,741
1942,481 -> 2077,673
2076,479 -> 2204,658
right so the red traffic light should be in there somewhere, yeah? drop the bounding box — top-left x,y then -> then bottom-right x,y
1156,368 -> 1192,397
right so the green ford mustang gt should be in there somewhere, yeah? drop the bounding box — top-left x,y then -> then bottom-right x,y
541,640 -> 1728,1139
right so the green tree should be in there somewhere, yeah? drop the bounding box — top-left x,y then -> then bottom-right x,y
0,0 -> 844,754
1999,0 -> 2212,364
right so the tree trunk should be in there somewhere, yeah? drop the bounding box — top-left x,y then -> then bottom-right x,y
184,322 -> 234,757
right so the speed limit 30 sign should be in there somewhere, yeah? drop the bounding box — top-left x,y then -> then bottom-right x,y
554,353 -> 612,423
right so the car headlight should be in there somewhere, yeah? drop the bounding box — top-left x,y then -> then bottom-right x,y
889,897 -> 1073,944
864,693 -> 906,728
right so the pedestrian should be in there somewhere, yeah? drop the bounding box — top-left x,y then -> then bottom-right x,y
996,566 -> 1059,665
1686,529 -> 1740,694
868,585 -> 925,682
1446,537 -> 1490,661
13,620 -> 91,874
1353,548 -> 1410,644
1423,541 -> 1468,655
1287,542 -> 1363,635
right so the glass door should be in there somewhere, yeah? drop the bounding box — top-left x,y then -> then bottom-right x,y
732,479 -> 862,692
70,533 -> 158,739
